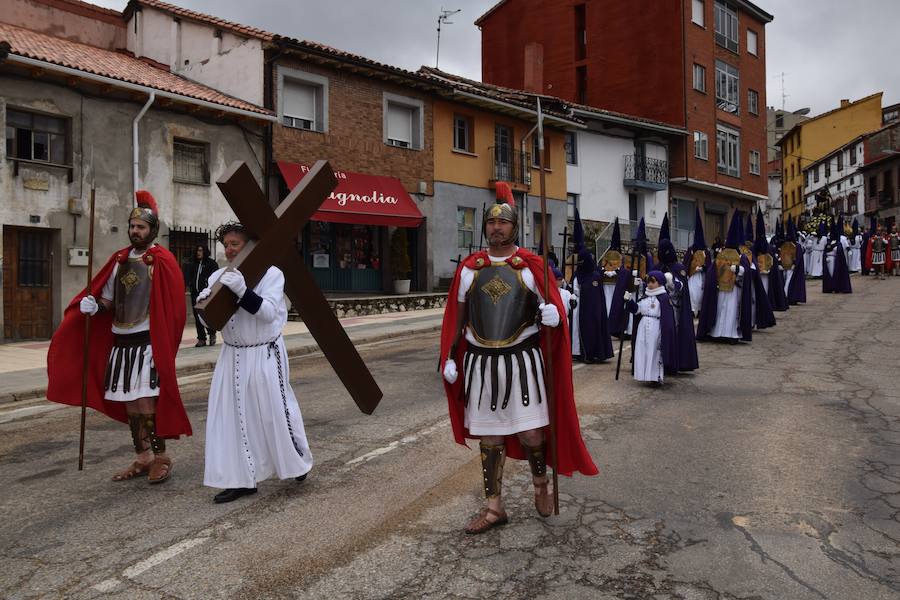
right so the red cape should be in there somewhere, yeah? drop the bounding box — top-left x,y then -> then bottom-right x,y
864,235 -> 893,271
440,248 -> 598,477
47,245 -> 192,438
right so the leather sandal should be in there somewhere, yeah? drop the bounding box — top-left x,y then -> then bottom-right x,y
465,508 -> 508,535
111,460 -> 151,481
534,478 -> 553,517
148,456 -> 173,484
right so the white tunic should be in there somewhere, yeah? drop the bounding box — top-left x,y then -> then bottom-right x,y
784,267 -> 794,297
808,236 -> 826,277
632,288 -> 664,383
710,288 -> 741,339
847,235 -> 862,272
688,271 -> 704,315
203,266 -> 313,489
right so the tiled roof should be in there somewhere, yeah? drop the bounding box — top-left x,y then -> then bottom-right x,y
0,22 -> 271,116
126,0 -> 273,41
274,36 -> 429,82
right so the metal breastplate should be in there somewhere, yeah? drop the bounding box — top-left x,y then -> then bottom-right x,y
891,236 -> 899,250
114,257 -> 152,329
873,237 -> 886,253
467,262 -> 538,347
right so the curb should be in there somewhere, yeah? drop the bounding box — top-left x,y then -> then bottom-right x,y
0,322 -> 443,406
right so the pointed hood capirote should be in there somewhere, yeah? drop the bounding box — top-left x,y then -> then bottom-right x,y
725,211 -> 743,249
745,212 -> 754,245
634,217 -> 648,253
852,218 -> 860,237
609,217 -> 622,251
659,213 -> 671,243
573,207 -> 585,252
754,209 -> 768,254
690,206 -> 707,250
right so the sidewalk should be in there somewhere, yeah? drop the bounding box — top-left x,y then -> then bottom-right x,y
0,307 -> 446,404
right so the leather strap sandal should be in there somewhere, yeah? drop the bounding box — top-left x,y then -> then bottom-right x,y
148,456 -> 173,484
534,478 -> 553,517
111,461 -> 151,481
465,508 -> 509,535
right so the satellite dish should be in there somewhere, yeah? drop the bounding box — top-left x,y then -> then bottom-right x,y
793,108 -> 811,116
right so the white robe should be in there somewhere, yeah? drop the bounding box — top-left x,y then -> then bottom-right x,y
802,235 -> 813,274
632,288 -> 664,383
203,266 -> 313,489
688,270 -> 704,315
808,236 -> 826,277
784,267 -> 794,297
847,235 -> 862,272
710,287 -> 741,339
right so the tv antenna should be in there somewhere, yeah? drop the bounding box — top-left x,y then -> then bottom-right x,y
435,7 -> 461,69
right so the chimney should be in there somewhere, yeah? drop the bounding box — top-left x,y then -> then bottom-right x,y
523,42 -> 544,94
840,99 -> 850,108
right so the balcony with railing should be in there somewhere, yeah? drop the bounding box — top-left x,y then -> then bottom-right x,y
624,155 -> 668,191
489,147 -> 531,188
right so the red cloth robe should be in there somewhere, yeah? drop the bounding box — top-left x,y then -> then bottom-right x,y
440,248 -> 598,477
47,244 -> 192,438
864,235 -> 893,272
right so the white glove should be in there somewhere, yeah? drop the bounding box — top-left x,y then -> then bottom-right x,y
196,287 -> 212,302
664,272 -> 674,286
538,303 -> 561,328
219,270 -> 247,299
729,265 -> 737,273
631,270 -> 639,277
623,291 -> 633,301
738,266 -> 745,276
442,359 -> 458,384
79,295 -> 99,315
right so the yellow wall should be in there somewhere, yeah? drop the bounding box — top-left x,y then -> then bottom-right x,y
782,93 -> 883,221
432,99 -> 568,200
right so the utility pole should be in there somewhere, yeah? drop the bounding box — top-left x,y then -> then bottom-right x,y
435,7 -> 461,69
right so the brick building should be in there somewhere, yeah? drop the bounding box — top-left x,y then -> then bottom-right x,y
860,122 -> 900,226
476,0 -> 773,244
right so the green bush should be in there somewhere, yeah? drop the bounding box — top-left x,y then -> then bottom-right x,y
390,228 -> 411,280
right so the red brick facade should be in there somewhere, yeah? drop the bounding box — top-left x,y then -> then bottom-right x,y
271,57 -> 434,196
479,0 -> 771,199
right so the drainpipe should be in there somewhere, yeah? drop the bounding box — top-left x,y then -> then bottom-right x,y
133,91 -> 156,204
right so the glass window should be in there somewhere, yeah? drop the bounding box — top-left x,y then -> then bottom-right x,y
850,144 -> 857,165
4,109 -> 68,165
457,207 -> 475,249
749,150 -> 760,175
825,160 -> 831,178
748,89 -> 759,115
837,151 -> 844,171
334,223 -> 381,270
692,63 -> 706,93
386,103 -> 413,148
694,131 -> 709,160
714,1 -> 739,53
716,125 -> 740,177
567,193 -> 579,220
715,60 -> 740,114
814,166 -> 820,183
692,0 -> 705,26
453,114 -> 472,152
532,135 -> 550,167
173,139 -> 209,184
775,113 -> 784,128
283,79 -> 317,130
747,29 -> 758,55
565,131 -> 578,165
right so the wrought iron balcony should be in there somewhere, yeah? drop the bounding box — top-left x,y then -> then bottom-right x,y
489,147 -> 531,187
624,155 -> 668,191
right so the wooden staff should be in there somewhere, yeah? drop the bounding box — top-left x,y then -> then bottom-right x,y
78,180 -> 96,470
535,98 -> 559,515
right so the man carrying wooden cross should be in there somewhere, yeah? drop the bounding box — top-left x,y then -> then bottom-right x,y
198,221 -> 313,503
47,191 -> 190,483
440,183 -> 597,534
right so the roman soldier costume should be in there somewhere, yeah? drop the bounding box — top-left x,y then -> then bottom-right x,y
865,224 -> 891,279
440,184 -> 597,532
47,191 -> 189,482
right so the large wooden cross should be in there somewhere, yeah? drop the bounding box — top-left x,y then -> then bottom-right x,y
195,160 -> 382,414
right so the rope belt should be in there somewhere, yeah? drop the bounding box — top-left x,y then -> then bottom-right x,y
224,335 -> 281,349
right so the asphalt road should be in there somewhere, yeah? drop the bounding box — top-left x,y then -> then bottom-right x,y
2,277 -> 899,599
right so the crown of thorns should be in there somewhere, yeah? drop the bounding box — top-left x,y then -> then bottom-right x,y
215,221 -> 250,243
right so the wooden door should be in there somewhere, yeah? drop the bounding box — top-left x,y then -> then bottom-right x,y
3,226 -> 53,340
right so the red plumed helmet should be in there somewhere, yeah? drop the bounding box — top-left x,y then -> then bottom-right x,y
495,181 -> 515,207
135,190 -> 158,215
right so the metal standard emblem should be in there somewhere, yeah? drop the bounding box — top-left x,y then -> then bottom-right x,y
481,274 -> 512,305
120,270 -> 140,294
715,248 -> 740,292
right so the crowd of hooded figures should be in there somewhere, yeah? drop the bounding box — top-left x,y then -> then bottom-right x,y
557,204 -> 874,387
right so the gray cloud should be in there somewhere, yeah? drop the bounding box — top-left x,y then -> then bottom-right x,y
91,0 -> 900,117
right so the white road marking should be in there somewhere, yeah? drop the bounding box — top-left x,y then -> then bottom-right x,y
345,420 -> 449,466
0,404 -> 64,424
93,534 -> 211,591
92,578 -> 120,592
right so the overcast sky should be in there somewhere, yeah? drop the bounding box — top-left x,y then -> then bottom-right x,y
92,0 -> 900,116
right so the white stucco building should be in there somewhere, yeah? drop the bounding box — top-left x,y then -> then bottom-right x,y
802,137 -> 867,220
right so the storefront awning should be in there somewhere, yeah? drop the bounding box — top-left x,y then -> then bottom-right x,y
277,161 -> 424,227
